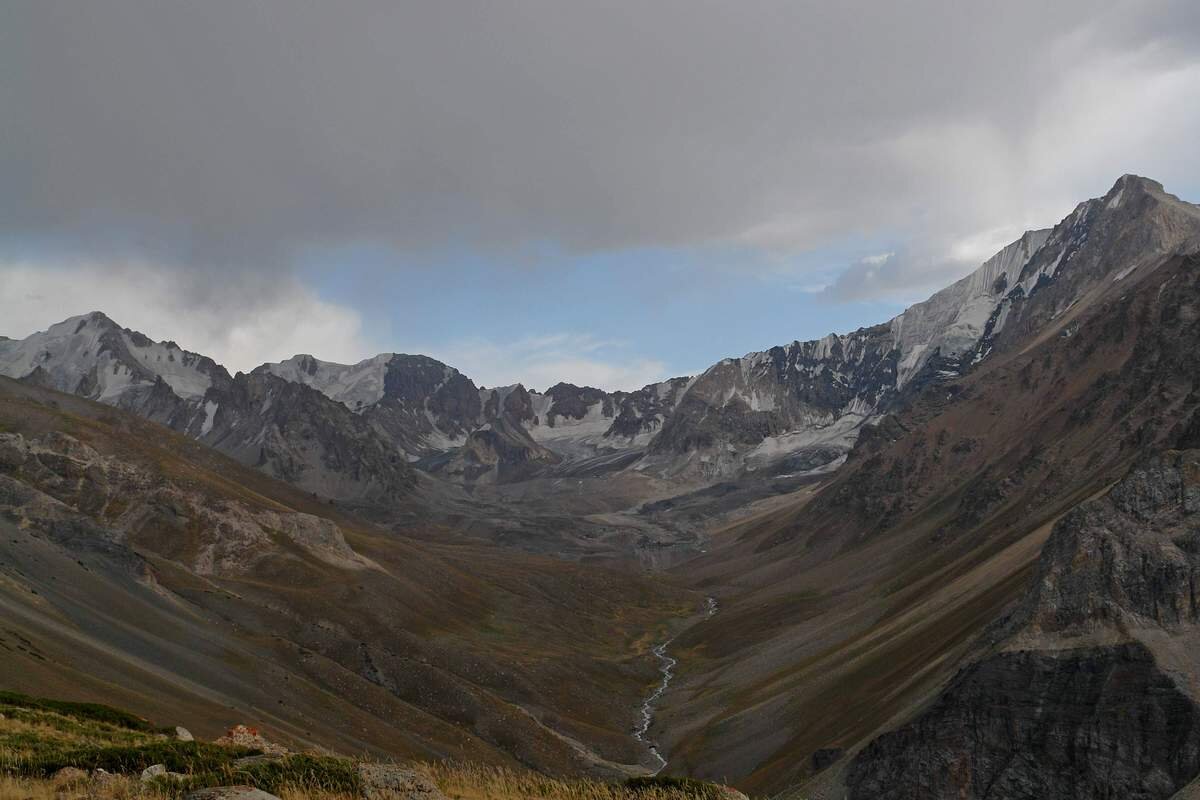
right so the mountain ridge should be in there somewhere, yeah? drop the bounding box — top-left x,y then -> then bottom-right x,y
9,176 -> 1188,493
3,174 -> 1200,798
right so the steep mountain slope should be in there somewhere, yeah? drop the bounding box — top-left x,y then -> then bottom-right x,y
653,177 -> 1200,795
845,450 -> 1200,800
0,311 -> 228,424
637,230 -> 1052,479
0,376 -> 698,776
0,316 -> 415,504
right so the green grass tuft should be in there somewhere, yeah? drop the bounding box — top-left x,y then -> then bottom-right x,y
13,741 -> 261,778
0,691 -> 160,733
148,755 -> 363,797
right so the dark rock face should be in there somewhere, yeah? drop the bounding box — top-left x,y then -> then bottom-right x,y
543,383 -> 612,425
428,416 -> 560,484
380,355 -> 482,440
1003,451 -> 1200,634
197,372 -> 415,502
643,330 -> 897,477
847,451 -> 1200,800
605,377 -> 691,440
847,643 -> 1200,800
482,384 -> 536,425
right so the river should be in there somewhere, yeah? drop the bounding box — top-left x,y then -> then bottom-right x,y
633,596 -> 719,773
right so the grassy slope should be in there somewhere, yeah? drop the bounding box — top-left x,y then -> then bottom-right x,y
0,379 -> 699,777
0,693 -> 736,800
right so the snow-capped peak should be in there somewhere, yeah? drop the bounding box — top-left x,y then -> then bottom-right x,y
0,311 -> 220,402
254,352 -> 395,411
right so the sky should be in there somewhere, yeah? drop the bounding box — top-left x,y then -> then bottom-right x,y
3,1 -> 1199,390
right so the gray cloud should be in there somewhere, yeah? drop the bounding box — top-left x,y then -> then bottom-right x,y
3,1 -> 1200,288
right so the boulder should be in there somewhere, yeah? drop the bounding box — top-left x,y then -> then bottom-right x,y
50,766 -> 88,787
175,725 -> 195,742
142,763 -> 188,782
91,768 -> 120,785
356,763 -> 446,800
184,787 -> 282,800
215,724 -> 288,756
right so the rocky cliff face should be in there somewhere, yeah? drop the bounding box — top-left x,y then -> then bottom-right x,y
846,450 -> 1200,800
645,325 -> 895,477
194,371 -> 416,503
847,643 -> 1200,800
968,175 -> 1200,366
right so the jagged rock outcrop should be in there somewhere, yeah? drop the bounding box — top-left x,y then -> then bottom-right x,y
846,450 -> 1200,800
1000,450 -> 1200,639
848,643 -> 1200,800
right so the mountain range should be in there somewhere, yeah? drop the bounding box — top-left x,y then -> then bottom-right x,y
4,174 -> 1200,799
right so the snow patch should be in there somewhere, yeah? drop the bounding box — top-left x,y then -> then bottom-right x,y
200,401 -> 219,436
259,353 -> 391,410
1112,264 -> 1139,282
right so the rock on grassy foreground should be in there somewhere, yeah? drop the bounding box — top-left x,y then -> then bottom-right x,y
0,692 -> 748,800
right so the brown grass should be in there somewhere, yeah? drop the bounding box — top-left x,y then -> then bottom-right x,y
426,762 -> 726,800
0,765 -> 729,800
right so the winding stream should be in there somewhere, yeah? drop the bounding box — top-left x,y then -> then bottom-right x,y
634,596 -> 719,773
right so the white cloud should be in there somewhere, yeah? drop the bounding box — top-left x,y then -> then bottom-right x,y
0,259 -> 371,373
416,333 -> 669,392
744,26 -> 1200,302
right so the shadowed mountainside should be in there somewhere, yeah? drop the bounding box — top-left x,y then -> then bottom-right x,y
653,178 -> 1200,796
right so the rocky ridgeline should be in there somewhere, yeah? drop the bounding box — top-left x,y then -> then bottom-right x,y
5,177 -> 1198,491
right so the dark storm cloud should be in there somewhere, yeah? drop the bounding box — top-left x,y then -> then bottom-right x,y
2,1 -> 1199,272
